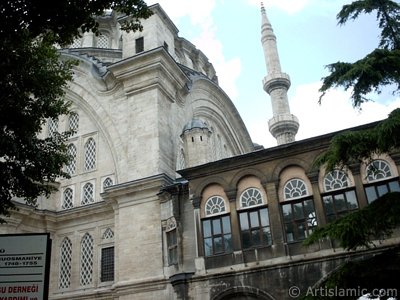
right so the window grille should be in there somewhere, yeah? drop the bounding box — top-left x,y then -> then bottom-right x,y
71,38 -> 81,48
68,113 -> 79,132
240,188 -> 263,208
66,144 -> 77,175
59,238 -> 72,289
62,188 -> 74,210
205,196 -> 226,216
100,247 -> 114,282
82,183 -> 94,205
48,118 -> 58,137
80,233 -> 93,286
366,160 -> 392,182
102,228 -> 114,240
324,170 -> 349,192
84,138 -> 96,171
284,179 -> 308,200
103,177 -> 113,190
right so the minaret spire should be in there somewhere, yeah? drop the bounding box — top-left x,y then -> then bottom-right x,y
261,3 -> 299,145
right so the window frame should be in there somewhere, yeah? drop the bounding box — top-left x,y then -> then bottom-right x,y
100,246 -> 114,282
238,206 -> 272,249
321,187 -> 359,222
201,214 -> 233,257
281,196 -> 317,243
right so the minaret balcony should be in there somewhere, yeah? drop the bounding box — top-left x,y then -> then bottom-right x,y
263,72 -> 291,94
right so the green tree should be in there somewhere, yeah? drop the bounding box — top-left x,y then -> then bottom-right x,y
0,0 -> 152,221
303,1 -> 400,299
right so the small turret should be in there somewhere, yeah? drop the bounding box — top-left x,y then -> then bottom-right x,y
181,119 -> 212,167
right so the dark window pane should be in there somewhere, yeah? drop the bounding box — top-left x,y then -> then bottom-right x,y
213,237 -> 223,254
323,196 -> 334,215
365,186 -> 377,203
345,190 -> 358,209
101,247 -> 114,282
293,202 -> 304,220
224,234 -> 233,252
377,184 -> 389,197
239,212 -> 249,230
389,181 -> 400,192
303,199 -> 315,215
249,211 -> 260,228
262,227 -> 272,245
251,229 -> 261,246
285,223 -> 294,243
297,223 -> 306,240
204,238 -> 212,256
260,208 -> 270,226
282,204 -> 292,222
222,216 -> 231,233
334,194 -> 347,212
135,37 -> 144,53
212,219 -> 221,235
242,231 -> 251,249
203,220 -> 211,238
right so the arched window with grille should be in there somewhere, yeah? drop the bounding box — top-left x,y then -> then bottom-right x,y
47,117 -> 58,137
202,196 -> 232,256
68,112 -> 79,133
103,177 -> 113,191
84,138 -> 96,171
97,33 -> 109,48
59,237 -> 72,289
81,182 -> 94,205
281,178 -> 317,243
238,188 -> 271,249
66,144 -> 77,175
365,159 -> 400,203
62,188 -> 74,210
80,233 -> 94,286
322,170 -> 358,222
100,228 -> 114,282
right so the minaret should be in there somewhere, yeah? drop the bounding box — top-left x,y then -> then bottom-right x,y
261,3 -> 299,145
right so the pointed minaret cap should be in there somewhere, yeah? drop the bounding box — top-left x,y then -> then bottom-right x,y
260,2 -> 299,145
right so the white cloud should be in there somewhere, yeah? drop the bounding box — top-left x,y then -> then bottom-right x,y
290,82 -> 400,140
146,0 -> 242,100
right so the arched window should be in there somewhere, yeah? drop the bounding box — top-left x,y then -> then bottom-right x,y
205,196 -> 226,216
281,178 -> 316,242
284,178 -> 308,200
84,138 -> 96,171
103,177 -> 113,190
238,188 -> 271,249
62,188 -> 74,210
322,170 -> 358,222
68,112 -> 79,132
80,233 -> 94,286
59,237 -> 72,289
102,228 -> 114,240
202,196 -> 232,256
47,118 -> 58,137
66,144 -> 77,175
240,188 -> 263,208
324,170 -> 349,192
365,159 -> 400,203
366,160 -> 392,182
82,183 -> 94,205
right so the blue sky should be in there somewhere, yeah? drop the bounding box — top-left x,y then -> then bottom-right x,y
147,0 -> 400,147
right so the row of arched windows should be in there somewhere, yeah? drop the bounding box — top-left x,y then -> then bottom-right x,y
62,177 -> 114,210
200,159 -> 400,256
58,228 -> 114,289
47,113 -> 79,138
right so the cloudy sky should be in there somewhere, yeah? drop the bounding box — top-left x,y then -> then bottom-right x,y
147,0 -> 400,148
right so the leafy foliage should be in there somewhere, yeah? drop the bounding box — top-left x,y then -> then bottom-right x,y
304,192 -> 400,250
0,0 -> 152,221
319,0 -> 400,107
301,246 -> 400,300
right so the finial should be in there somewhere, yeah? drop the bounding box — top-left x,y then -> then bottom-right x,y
261,2 -> 265,12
